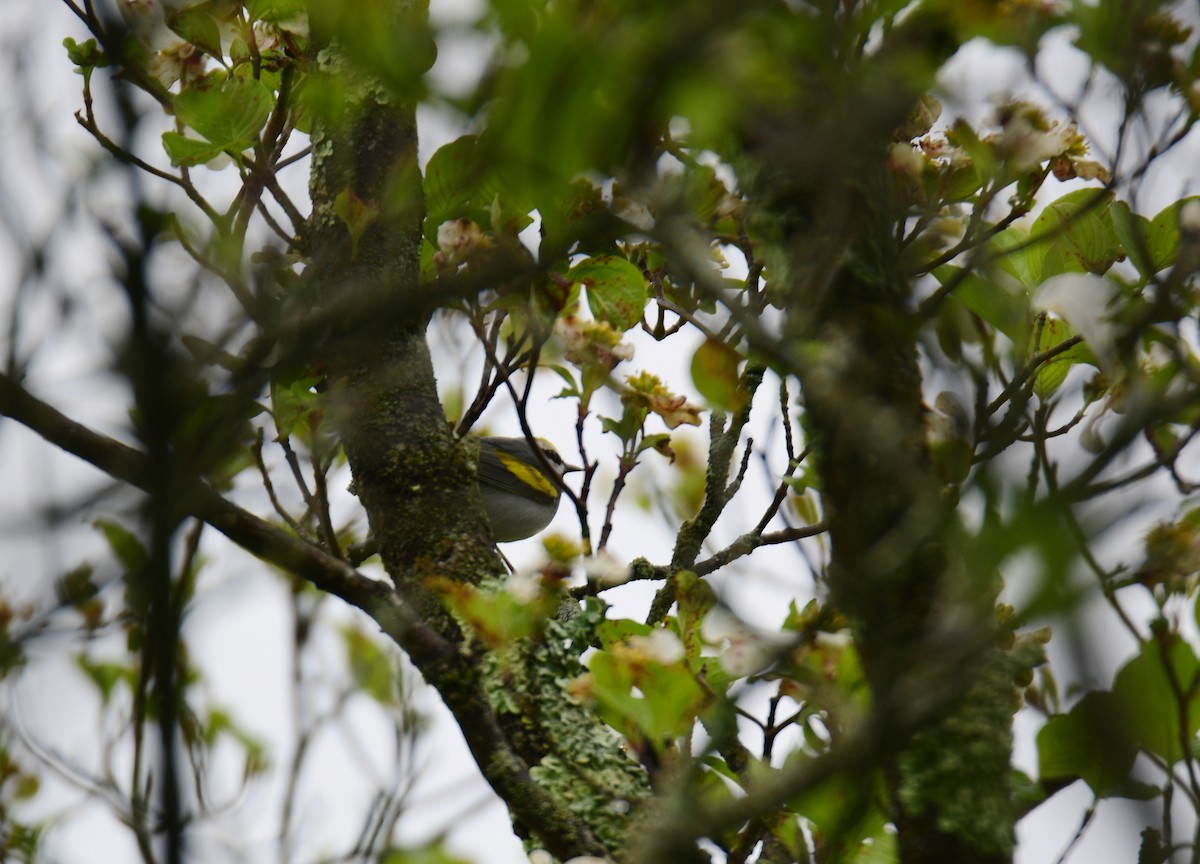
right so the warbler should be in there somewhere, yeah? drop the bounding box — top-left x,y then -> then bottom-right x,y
476,436 -> 580,542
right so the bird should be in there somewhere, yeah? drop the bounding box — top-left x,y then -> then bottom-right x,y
475,436 -> 580,542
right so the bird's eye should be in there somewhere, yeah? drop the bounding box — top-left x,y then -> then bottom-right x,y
546,450 -> 563,466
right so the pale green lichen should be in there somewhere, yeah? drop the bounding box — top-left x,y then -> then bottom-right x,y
314,44 -> 392,106
479,596 -> 649,858
896,628 -> 1047,857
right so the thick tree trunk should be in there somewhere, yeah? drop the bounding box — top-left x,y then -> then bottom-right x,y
786,180 -> 1017,863
725,7 -> 1019,857
302,10 -> 656,860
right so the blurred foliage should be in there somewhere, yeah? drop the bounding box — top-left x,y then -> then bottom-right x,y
0,0 -> 1197,860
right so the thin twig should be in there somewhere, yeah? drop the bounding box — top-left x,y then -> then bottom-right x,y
253,428 -> 311,540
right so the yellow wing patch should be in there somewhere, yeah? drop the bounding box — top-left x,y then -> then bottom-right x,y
496,450 -> 559,498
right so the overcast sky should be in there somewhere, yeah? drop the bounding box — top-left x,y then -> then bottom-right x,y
2,1 -> 1200,862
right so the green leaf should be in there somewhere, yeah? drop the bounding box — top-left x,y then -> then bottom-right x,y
690,338 -> 743,411
858,828 -> 898,864
1073,0 -> 1186,91
422,135 -> 531,242
433,580 -> 557,650
1032,316 -> 1089,399
539,177 -> 611,260
62,36 -> 109,71
342,627 -> 397,704
641,661 -> 708,740
548,364 -> 582,400
1011,768 -> 1044,812
571,255 -> 648,331
246,0 -> 307,22
764,814 -> 809,863
165,2 -> 224,58
476,3 -> 650,199
1110,201 -> 1156,279
989,226 -> 1044,291
588,645 -> 705,742
933,265 -> 1027,342
674,570 -> 715,663
13,773 -> 40,801
203,708 -> 269,776
379,842 -> 473,864
948,119 -> 997,187
1146,198 -> 1200,274
172,74 -> 273,158
636,432 -> 675,459
677,163 -> 733,226
1101,779 -> 1161,801
596,618 -> 653,648
1037,690 -> 1136,796
203,706 -> 233,747
1029,189 -> 1119,275
423,136 -> 486,239
94,518 -> 148,573
161,132 -> 226,168
270,373 -> 324,440
307,0 -> 434,98
786,767 -> 887,854
54,563 -> 99,607
1113,635 -> 1200,763
333,187 -> 379,260
76,656 -> 134,705
1031,273 -> 1112,378
587,650 -> 650,736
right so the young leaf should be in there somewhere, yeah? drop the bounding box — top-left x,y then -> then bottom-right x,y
1146,197 -> 1200,274
423,135 -> 531,242
246,0 -> 308,23
333,187 -> 380,260
164,3 -> 224,59
172,74 -> 273,159
342,627 -> 397,705
1036,690 -> 1136,796
62,37 -> 109,71
1031,317 -> 1086,399
690,338 -> 743,411
989,226 -> 1044,292
76,656 -> 134,705
94,518 -> 148,574
1029,189 -> 1118,275
162,132 -> 226,168
1113,636 -> 1200,764
1110,201 -> 1155,279
572,256 -> 649,331
933,265 -> 1027,342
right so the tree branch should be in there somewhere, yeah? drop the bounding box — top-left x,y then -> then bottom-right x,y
0,371 -> 608,859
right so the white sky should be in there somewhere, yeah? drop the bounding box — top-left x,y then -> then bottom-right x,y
2,0 -> 1200,862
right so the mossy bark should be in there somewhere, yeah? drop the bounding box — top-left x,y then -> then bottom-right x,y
306,43 -> 500,613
